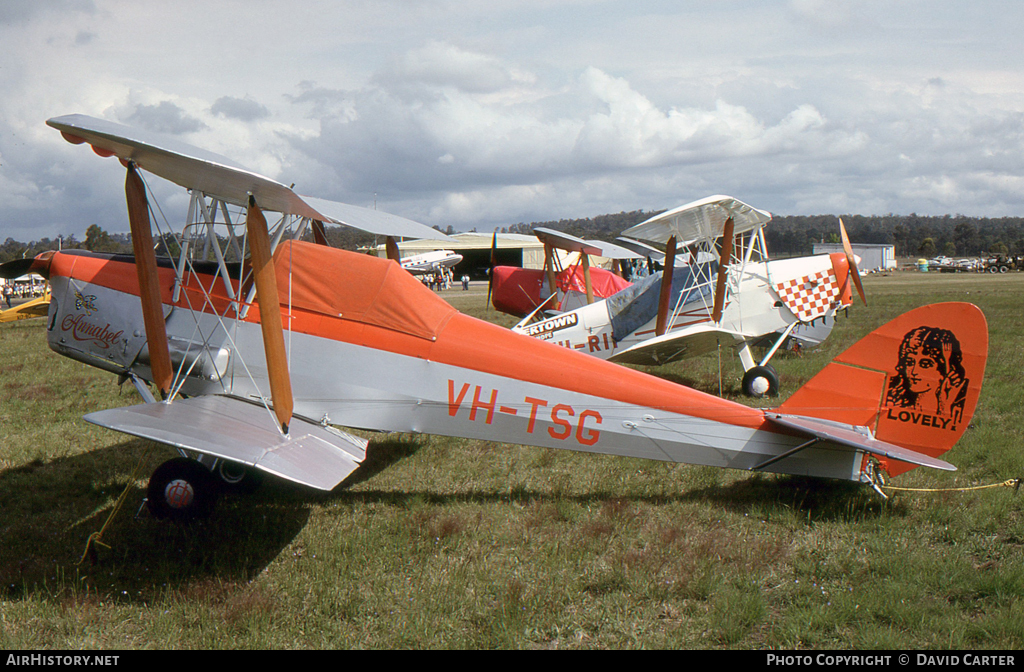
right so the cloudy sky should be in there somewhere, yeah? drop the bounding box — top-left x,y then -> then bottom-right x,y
1,0 -> 1022,241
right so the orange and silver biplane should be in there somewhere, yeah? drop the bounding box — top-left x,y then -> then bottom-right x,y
1,114 -> 988,519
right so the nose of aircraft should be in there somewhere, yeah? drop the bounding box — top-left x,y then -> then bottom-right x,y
0,251 -> 56,280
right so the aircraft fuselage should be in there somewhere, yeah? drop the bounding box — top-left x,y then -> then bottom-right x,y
40,245 -> 864,481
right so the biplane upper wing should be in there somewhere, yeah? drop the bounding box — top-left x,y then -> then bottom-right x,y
621,195 -> 772,246
532,227 -> 605,257
581,239 -> 643,261
84,395 -> 369,490
614,237 -> 666,262
46,114 -> 451,241
47,114 -> 318,218
302,196 -> 453,241
531,228 -> 640,261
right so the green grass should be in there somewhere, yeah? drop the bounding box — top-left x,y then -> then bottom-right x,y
1,274 -> 1023,649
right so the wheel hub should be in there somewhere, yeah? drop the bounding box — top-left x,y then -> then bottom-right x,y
164,479 -> 195,509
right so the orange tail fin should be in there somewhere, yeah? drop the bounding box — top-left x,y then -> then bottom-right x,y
779,302 -> 988,477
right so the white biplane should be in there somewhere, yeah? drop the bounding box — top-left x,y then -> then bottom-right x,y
511,196 -> 868,397
1,114 -> 988,521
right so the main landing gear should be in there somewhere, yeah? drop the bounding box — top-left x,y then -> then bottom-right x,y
742,365 -> 779,398
738,343 -> 780,398
145,456 -> 263,522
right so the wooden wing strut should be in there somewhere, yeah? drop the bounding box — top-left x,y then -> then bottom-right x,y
311,219 -> 329,247
385,236 -> 401,263
712,217 -> 734,323
246,195 -> 294,434
125,163 -> 173,399
581,252 -> 594,304
655,235 -> 677,337
543,242 -> 557,298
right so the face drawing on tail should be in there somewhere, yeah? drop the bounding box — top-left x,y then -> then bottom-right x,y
885,326 -> 968,423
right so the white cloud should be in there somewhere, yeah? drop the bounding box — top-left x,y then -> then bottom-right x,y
2,1 -> 1024,242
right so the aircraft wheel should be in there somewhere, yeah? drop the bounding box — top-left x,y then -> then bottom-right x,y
217,461 -> 264,494
742,365 -> 779,398
147,458 -> 219,522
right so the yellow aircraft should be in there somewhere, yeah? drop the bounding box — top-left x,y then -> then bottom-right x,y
0,289 -> 51,323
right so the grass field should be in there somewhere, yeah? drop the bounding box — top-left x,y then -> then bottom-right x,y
1,272 -> 1022,649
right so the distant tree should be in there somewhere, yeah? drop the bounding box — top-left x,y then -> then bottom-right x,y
943,241 -> 956,256
919,238 -> 936,257
84,224 -> 113,252
953,222 -> 978,256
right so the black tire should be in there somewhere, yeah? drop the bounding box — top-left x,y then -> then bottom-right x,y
742,365 -> 779,398
217,461 -> 265,494
147,457 -> 219,521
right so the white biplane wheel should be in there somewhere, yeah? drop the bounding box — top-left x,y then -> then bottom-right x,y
742,365 -> 779,398
147,457 -> 219,521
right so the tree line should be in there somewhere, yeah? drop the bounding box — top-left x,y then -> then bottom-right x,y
5,212 -> 1024,265
507,211 -> 1024,259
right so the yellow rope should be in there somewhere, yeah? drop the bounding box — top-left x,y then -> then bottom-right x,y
77,447 -> 152,565
882,478 -> 1022,494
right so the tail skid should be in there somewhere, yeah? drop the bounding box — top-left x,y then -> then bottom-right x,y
775,302 -> 988,478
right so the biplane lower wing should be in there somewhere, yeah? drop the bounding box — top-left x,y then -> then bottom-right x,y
84,395 -> 368,490
609,324 -> 743,366
764,413 -> 956,471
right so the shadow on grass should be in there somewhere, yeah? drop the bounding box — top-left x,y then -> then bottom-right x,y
324,470 -> 897,524
0,434 -> 427,602
0,428 -> 889,602
340,434 -> 424,487
681,472 -> 899,522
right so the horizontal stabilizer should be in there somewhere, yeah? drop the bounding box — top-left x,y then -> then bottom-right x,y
766,412 -> 956,471
85,395 -> 368,490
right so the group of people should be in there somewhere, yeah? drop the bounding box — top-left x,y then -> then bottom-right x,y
419,269 -> 473,291
421,268 -> 455,291
1,281 -> 45,308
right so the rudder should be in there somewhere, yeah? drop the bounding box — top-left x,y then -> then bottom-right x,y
778,302 -> 988,477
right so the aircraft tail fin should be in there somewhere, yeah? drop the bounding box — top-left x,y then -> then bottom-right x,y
777,302 -> 988,477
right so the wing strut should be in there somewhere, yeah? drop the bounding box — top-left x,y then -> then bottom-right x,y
125,163 -> 173,399
487,230 -> 498,309
311,219 -> 329,246
655,235 -> 677,336
246,195 -> 294,434
712,217 -> 735,323
580,251 -> 595,304
385,236 -> 401,263
543,242 -> 558,299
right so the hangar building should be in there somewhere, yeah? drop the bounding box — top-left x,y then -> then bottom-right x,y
811,243 -> 897,272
